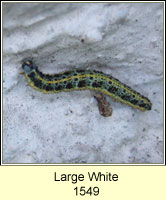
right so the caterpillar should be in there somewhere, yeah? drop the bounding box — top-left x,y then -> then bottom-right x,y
21,59 -> 152,111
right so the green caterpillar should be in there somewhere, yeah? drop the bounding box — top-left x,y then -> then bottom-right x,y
21,59 -> 152,111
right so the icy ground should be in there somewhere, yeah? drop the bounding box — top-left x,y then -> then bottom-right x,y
3,3 -> 163,163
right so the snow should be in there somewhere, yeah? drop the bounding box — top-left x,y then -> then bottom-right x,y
3,2 -> 163,163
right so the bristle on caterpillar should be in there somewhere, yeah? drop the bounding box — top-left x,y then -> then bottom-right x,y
22,59 -> 152,111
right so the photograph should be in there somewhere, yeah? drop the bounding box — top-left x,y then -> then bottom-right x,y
2,2 -> 164,164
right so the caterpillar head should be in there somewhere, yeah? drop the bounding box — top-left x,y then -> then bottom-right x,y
22,59 -> 36,74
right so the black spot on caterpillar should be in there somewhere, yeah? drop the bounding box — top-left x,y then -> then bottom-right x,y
21,59 -> 152,111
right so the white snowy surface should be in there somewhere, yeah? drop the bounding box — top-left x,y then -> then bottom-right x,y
3,2 -> 163,164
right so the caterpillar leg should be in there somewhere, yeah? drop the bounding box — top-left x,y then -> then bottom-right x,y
93,92 -> 113,117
